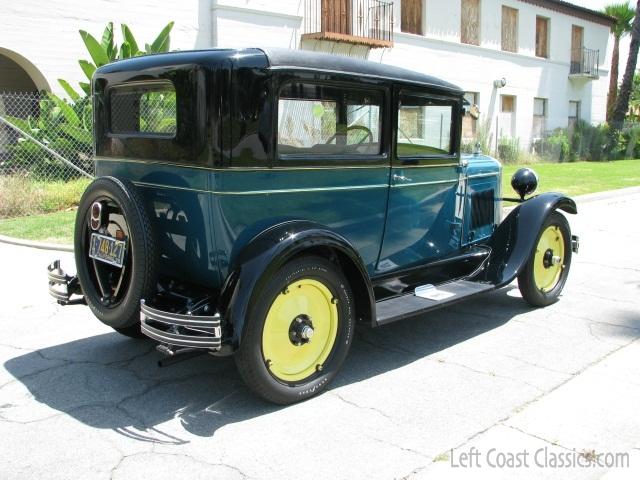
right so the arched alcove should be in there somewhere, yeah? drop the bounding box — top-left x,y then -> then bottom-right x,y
0,48 -> 50,93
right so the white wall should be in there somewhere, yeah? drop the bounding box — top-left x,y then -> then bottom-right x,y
0,0 -> 211,97
0,0 -> 612,149
385,0 -> 611,148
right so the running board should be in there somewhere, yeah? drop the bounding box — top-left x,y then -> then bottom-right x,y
374,280 -> 495,326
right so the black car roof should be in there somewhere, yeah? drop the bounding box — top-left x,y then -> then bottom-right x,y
258,48 -> 462,93
96,47 -> 462,94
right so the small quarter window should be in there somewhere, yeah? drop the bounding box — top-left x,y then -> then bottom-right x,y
397,95 -> 454,157
110,82 -> 177,136
278,83 -> 382,156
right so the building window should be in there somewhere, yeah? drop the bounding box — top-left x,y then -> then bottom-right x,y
501,6 -> 518,53
397,94 -> 455,157
499,94 -> 516,138
533,98 -> 547,139
571,25 -> 584,72
461,0 -> 480,46
277,83 -> 382,156
462,92 -> 479,139
401,0 -> 423,35
568,100 -> 580,130
501,95 -> 515,113
536,16 -> 549,58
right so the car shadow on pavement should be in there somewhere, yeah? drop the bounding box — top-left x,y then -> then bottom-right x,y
5,287 -> 532,443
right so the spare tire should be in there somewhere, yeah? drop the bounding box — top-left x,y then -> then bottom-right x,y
74,176 -> 157,337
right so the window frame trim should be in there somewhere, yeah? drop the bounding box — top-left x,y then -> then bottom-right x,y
274,78 -> 389,167
106,79 -> 178,140
394,88 -> 461,166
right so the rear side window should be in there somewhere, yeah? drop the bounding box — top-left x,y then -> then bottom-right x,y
278,83 -> 382,157
110,82 -> 177,136
397,94 -> 455,157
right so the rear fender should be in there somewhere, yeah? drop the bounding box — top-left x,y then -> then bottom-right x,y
481,192 -> 577,287
218,220 -> 374,348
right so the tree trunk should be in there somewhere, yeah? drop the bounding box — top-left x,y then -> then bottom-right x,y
607,35 -> 620,122
612,1 -> 640,130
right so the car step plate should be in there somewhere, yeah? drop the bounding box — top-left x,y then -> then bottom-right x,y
375,280 -> 494,326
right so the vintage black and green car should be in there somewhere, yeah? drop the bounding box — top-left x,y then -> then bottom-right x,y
48,48 -> 579,404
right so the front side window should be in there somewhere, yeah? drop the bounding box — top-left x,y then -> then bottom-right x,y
397,94 -> 455,157
278,83 -> 382,156
110,82 -> 177,136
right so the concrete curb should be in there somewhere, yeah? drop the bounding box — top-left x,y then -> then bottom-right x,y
1,185 -> 639,253
0,234 -> 73,252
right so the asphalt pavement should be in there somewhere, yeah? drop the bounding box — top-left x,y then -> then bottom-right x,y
0,191 -> 639,480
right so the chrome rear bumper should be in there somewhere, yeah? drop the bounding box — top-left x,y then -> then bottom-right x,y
47,261 -> 85,305
140,300 -> 222,350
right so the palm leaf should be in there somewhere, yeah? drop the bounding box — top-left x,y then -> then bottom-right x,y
121,24 -> 140,56
58,79 -> 82,102
120,41 -> 132,59
79,30 -> 110,67
101,22 -> 117,60
78,60 -> 97,82
79,82 -> 91,96
149,21 -> 174,53
59,124 -> 92,145
48,94 -> 80,126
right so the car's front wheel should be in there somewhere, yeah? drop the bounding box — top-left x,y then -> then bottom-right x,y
517,211 -> 572,307
234,256 -> 355,404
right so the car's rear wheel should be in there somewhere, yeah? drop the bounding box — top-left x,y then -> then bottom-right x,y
74,177 -> 157,336
235,256 -> 354,404
518,211 -> 572,307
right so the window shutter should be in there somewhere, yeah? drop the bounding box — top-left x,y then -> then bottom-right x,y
461,0 -> 480,45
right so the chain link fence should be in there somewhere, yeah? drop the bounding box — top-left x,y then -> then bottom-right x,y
0,91 -> 94,218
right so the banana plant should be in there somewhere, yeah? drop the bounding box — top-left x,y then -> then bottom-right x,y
58,21 -> 174,98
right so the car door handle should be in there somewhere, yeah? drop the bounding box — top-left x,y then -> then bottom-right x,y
392,174 -> 412,183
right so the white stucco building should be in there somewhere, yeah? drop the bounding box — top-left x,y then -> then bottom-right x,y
0,0 -> 614,149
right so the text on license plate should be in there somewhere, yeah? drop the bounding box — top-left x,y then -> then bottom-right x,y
89,233 -> 127,267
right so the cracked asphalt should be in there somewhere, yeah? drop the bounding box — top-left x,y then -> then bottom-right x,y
1,192 -> 639,480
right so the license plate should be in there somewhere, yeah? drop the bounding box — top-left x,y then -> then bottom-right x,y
89,233 -> 127,267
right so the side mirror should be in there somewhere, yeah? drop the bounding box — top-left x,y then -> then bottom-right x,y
511,168 -> 538,200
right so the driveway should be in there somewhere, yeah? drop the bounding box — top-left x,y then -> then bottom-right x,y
1,192 -> 639,479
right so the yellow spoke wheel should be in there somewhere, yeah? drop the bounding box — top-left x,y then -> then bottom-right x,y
533,225 -> 565,293
262,278 -> 339,383
518,212 -> 572,308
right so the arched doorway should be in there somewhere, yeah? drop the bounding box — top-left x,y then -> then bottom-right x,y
0,49 -> 49,157
0,48 -> 50,93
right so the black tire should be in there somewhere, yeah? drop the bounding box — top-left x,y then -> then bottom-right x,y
235,256 -> 355,404
517,211 -> 572,307
74,176 -> 157,334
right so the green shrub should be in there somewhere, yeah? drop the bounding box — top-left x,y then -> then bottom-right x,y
542,129 -> 571,162
497,137 -> 521,163
571,120 -> 610,161
0,176 -> 90,218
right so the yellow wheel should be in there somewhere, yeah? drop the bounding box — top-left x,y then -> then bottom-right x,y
518,212 -> 572,307
262,279 -> 338,382
533,225 -> 565,293
235,256 -> 354,404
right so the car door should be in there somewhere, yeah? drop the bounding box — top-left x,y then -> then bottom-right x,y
376,86 -> 463,274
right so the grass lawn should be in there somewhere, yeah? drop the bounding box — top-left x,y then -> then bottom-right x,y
0,210 -> 76,244
502,159 -> 640,197
0,160 -> 638,245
